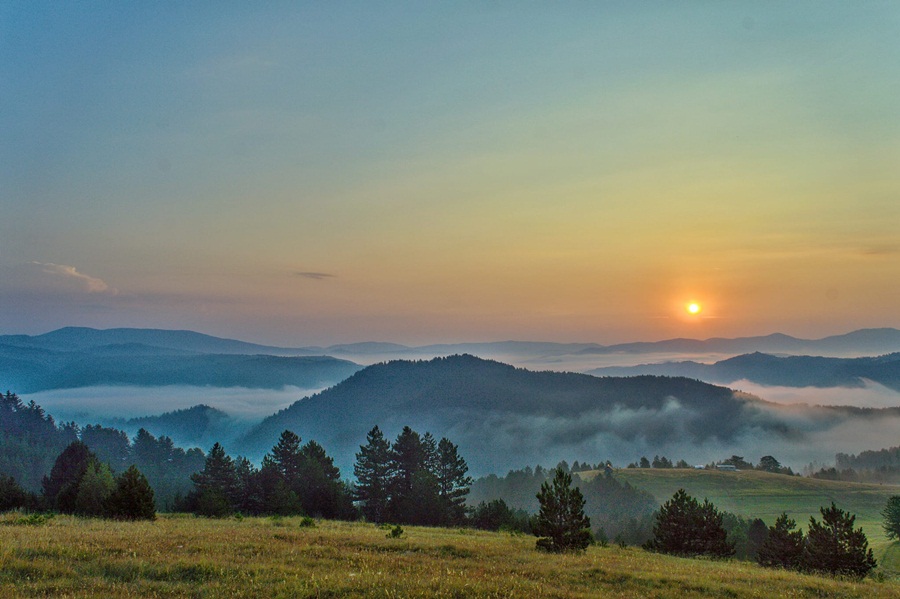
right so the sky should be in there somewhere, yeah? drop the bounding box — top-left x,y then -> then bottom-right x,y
2,2 -> 899,347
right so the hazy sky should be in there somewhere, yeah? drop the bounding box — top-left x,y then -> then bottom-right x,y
2,2 -> 899,346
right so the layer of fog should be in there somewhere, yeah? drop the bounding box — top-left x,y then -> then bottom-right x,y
20,367 -> 900,478
439,399 -> 900,477
725,379 -> 900,409
21,385 -> 318,423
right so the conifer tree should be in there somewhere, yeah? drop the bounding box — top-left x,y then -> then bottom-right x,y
270,430 -> 303,490
354,425 -> 391,523
256,456 -> 302,515
0,475 -> 34,512
882,496 -> 900,540
435,437 -> 472,524
645,488 -> 734,558
533,468 -> 592,552
106,465 -> 156,520
386,426 -> 426,523
190,442 -> 239,517
757,513 -> 804,569
802,503 -> 876,578
297,439 -> 347,519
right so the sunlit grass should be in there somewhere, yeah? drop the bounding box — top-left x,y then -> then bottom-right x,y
0,513 -> 898,597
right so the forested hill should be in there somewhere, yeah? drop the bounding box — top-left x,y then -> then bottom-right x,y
238,355 -> 783,475
0,345 -> 361,393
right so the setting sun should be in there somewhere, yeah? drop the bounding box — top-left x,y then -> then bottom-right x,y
687,303 -> 702,315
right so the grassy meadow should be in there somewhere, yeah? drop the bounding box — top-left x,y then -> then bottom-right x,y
1,513 -> 899,598
595,468 -> 900,574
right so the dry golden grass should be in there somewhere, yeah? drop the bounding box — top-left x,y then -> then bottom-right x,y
0,513 -> 897,598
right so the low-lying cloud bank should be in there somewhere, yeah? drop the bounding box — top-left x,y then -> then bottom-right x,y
20,376 -> 900,478
727,378 -> 900,409
22,385 -> 315,422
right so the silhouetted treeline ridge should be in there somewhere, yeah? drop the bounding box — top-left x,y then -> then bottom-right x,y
810,444 -> 900,484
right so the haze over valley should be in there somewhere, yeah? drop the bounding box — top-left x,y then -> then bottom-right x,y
4,326 -> 900,477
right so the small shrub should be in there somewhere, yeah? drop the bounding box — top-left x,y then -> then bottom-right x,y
386,524 -> 404,539
299,516 -> 315,527
5,513 -> 55,526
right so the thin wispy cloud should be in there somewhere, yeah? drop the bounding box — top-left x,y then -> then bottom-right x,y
30,262 -> 116,294
860,245 -> 899,257
296,271 -> 336,280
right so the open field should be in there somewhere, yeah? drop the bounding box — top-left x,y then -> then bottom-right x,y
593,468 -> 900,574
1,514 -> 898,598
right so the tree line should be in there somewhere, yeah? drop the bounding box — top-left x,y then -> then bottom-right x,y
626,454 -> 795,475
165,424 -> 472,527
0,390 -> 204,509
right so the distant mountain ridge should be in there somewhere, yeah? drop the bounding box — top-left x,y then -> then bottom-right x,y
0,328 -> 361,393
5,326 -> 900,395
586,352 -> 900,391
584,328 -> 900,357
5,326 -> 900,361
0,326 -> 317,356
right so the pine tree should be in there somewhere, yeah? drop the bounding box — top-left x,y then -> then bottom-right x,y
533,468 -> 592,552
297,439 -> 346,519
0,474 -> 34,512
106,465 -> 156,521
435,437 -> 472,525
190,442 -> 239,517
270,430 -> 303,490
257,457 -> 302,515
757,513 -> 804,569
354,425 -> 392,523
387,426 -> 426,523
802,503 -> 877,578
882,496 -> 900,540
747,517 -> 769,561
645,489 -> 734,558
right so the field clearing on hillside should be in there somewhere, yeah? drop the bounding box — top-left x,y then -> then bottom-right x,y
590,468 -> 900,573
0,514 -> 898,598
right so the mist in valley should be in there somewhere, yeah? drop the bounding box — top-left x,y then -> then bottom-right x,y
21,385 -> 315,426
17,351 -> 900,476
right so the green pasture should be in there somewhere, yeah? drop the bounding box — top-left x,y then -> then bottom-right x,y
588,468 -> 900,575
